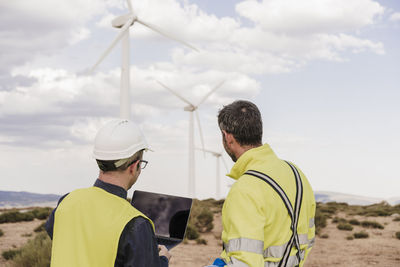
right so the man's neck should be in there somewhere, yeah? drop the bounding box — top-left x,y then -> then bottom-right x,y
98,172 -> 129,191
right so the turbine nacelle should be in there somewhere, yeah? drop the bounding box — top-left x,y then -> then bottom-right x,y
112,14 -> 137,28
184,105 -> 196,112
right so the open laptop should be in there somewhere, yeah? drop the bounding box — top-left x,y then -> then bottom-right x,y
131,190 -> 193,249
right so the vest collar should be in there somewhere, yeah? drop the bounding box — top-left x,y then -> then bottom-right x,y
227,143 -> 276,180
94,179 -> 127,199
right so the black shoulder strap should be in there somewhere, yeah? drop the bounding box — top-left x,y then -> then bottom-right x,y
244,161 -> 303,266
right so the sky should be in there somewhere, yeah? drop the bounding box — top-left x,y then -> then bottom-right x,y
0,0 -> 399,200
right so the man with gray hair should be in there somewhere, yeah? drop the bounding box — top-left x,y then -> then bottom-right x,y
214,100 -> 316,267
46,119 -> 170,267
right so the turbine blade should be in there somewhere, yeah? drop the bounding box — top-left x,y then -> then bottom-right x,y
156,80 -> 193,106
195,110 -> 206,158
197,80 -> 225,106
221,156 -> 229,173
90,16 -> 134,72
126,0 -> 133,13
136,19 -> 199,52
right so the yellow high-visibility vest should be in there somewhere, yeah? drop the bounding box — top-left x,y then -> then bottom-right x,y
51,186 -> 154,267
220,144 -> 316,267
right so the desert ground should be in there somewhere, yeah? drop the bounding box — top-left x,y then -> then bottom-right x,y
1,211 -> 400,266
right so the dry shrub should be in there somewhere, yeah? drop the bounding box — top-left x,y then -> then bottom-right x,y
346,235 -> 354,240
11,232 -> 51,267
353,231 -> 369,239
347,202 -> 400,217
0,228 -> 4,237
395,232 -> 400,240
337,223 -> 353,231
320,234 -> 329,239
195,209 -> 214,233
185,224 -> 199,240
332,217 -> 347,224
2,248 -> 21,260
196,238 -> 207,245
393,216 -> 400,222
349,219 -> 360,225
361,220 -> 384,229
0,210 -> 34,224
34,222 -> 46,233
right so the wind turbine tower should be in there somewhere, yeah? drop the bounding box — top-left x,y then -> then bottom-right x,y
157,81 -> 225,197
197,148 -> 229,199
90,0 -> 197,119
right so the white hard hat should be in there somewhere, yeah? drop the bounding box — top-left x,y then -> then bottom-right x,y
93,119 -> 149,160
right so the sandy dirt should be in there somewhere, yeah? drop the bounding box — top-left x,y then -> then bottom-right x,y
1,213 -> 399,266
0,219 -> 45,266
170,212 -> 400,267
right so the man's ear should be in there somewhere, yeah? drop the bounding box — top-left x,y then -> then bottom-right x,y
128,160 -> 139,174
223,130 -> 234,144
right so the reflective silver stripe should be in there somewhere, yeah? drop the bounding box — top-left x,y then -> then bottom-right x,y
298,234 -> 309,244
265,261 -> 279,267
264,234 -> 313,258
309,217 -> 315,228
227,257 -> 250,267
264,243 -> 287,258
225,238 -> 264,255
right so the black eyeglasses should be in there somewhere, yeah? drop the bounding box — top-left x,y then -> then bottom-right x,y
138,160 -> 148,169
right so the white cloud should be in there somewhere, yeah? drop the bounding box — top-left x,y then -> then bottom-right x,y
389,12 -> 400,22
0,64 -> 259,147
235,0 -> 384,34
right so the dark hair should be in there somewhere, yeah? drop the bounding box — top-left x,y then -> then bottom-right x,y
96,150 -> 144,172
218,100 -> 263,146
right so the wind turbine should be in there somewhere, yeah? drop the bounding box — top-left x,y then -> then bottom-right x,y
90,0 -> 198,119
156,80 -> 225,197
196,148 -> 229,199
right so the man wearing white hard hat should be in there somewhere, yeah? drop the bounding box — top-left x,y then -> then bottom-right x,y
46,119 -> 170,267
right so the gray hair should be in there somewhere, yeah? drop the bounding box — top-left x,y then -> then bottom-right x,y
218,100 -> 263,146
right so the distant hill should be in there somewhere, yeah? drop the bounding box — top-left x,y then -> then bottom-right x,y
315,191 -> 400,206
0,191 -> 61,208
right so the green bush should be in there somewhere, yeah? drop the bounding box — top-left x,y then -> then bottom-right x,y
185,224 -> 199,240
0,228 -> 3,237
361,220 -> 384,229
0,210 -> 35,224
348,202 -> 400,217
349,219 -> 360,225
354,231 -> 369,239
29,208 -> 52,220
34,222 -> 46,233
11,232 -> 51,267
337,223 -> 353,231
395,232 -> 400,240
332,217 -> 347,224
2,249 -> 21,260
196,238 -> 207,245
315,206 -> 328,235
195,209 -> 214,233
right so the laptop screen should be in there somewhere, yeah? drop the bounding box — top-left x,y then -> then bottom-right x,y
131,190 -> 192,240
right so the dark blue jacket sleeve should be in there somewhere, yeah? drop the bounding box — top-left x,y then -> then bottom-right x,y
115,216 -> 169,267
45,193 -> 69,240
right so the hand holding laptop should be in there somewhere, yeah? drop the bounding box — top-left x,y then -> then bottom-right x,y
158,245 -> 171,261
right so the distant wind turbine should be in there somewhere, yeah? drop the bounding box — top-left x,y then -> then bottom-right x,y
90,0 -> 198,119
156,80 -> 225,197
196,148 -> 229,199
